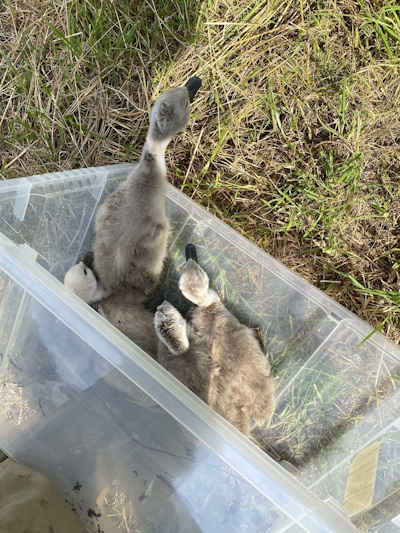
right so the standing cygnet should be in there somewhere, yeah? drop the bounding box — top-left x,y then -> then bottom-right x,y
93,77 -> 202,302
154,245 -> 275,437
63,263 -> 158,357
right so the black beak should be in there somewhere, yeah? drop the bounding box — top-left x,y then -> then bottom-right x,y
185,77 -> 202,103
185,243 -> 198,262
156,290 -> 169,307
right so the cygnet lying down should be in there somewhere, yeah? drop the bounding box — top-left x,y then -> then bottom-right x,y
154,245 -> 275,436
92,77 -> 201,302
64,262 -> 158,357
64,244 -> 275,436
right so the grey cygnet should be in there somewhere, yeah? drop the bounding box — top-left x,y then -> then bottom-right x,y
154,249 -> 275,436
93,77 -> 201,302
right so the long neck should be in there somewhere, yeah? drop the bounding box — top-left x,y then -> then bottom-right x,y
140,136 -> 171,176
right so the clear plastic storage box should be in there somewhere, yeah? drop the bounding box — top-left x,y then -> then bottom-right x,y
0,164 -> 398,532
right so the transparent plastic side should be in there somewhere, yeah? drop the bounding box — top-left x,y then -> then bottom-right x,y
0,168 -> 109,279
354,488 -> 400,532
0,180 -> 44,247
262,320 -> 400,506
0,272 -> 26,370
313,421 -> 400,519
0,284 -> 307,533
29,189 -> 101,278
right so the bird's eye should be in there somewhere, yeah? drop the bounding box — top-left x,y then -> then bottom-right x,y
84,269 -> 87,275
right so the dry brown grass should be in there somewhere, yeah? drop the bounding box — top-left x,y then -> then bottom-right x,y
0,0 -> 400,341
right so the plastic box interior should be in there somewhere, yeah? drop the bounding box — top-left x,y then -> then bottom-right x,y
0,164 -> 398,532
